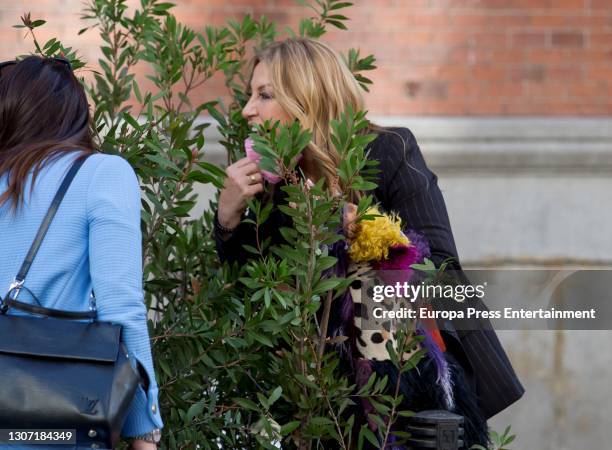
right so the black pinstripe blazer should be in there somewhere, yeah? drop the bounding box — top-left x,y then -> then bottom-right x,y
366,127 -> 525,419
215,126 -> 525,419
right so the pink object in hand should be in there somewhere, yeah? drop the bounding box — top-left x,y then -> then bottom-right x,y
245,137 -> 282,184
245,137 -> 304,184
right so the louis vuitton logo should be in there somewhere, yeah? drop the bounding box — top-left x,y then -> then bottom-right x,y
79,396 -> 100,415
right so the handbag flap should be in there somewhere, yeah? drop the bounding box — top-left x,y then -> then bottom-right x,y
0,315 -> 121,363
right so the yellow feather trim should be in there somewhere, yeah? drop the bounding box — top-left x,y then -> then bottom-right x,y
348,206 -> 410,262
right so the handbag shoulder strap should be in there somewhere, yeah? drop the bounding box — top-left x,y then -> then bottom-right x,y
3,153 -> 96,320
15,155 -> 91,284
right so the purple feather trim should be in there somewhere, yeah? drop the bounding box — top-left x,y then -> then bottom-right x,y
373,243 -> 419,286
376,243 -> 421,271
417,327 -> 454,410
373,230 -> 430,285
405,229 -> 431,260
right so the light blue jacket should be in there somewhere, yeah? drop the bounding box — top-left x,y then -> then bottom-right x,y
0,152 -> 163,442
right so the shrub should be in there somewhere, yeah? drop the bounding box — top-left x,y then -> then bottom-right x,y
14,2 -> 515,449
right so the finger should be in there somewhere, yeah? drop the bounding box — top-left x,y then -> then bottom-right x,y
346,223 -> 357,242
241,162 -> 261,175
245,172 -> 263,185
228,162 -> 259,182
343,202 -> 358,238
245,182 -> 264,197
233,156 -> 254,167
344,202 -> 357,217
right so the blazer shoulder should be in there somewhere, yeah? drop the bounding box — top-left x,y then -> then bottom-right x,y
367,126 -> 419,168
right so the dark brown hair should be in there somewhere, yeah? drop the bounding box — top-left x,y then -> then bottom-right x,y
0,55 -> 95,210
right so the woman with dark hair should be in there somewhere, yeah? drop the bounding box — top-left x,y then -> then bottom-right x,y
0,56 -> 162,448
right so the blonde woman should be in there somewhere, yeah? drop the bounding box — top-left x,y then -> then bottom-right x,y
214,38 -> 522,447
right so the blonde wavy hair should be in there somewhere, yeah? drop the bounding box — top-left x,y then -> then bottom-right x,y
252,37 -> 369,198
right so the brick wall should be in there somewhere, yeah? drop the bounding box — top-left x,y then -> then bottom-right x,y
1,0 -> 611,115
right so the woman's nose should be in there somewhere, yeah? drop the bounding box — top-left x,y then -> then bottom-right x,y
242,98 -> 256,121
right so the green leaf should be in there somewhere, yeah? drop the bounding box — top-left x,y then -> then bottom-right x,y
295,373 -> 318,390
310,416 -> 334,427
198,161 -> 227,178
233,397 -> 259,411
158,358 -> 173,377
252,333 -> 273,347
268,386 -> 283,405
330,2 -> 353,9
186,401 -> 204,421
504,434 -> 516,445
123,114 -> 142,131
490,430 -> 500,444
503,425 -> 512,438
359,426 -> 379,447
313,277 -> 342,294
370,399 -> 390,416
280,420 -> 301,434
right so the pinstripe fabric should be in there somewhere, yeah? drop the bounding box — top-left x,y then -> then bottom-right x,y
367,127 -> 460,269
367,127 -> 524,418
216,127 -> 524,418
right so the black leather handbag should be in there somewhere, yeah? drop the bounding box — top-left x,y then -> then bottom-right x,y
0,156 -> 142,449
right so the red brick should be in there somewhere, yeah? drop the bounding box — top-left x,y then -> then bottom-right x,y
437,65 -> 472,80
567,82 -> 609,99
511,31 -> 547,48
531,15 -> 569,27
492,83 -> 524,98
402,80 -> 448,100
392,31 -> 433,46
568,14 -> 610,28
479,48 -> 527,64
590,0 -> 612,10
471,32 -> 510,48
393,65 -> 443,79
527,48 -> 605,64
447,81 -> 477,99
471,65 -> 509,81
547,65 -> 585,81
590,32 -> 612,48
523,82 -> 569,99
467,81 -> 523,99
448,13 -> 530,28
509,64 -> 546,82
548,0 -> 587,9
551,31 -> 585,47
402,31 -> 465,47
410,14 -> 451,28
2,0 -> 610,116
585,65 -> 612,80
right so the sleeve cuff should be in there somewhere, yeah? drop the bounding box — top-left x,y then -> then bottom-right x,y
121,385 -> 164,437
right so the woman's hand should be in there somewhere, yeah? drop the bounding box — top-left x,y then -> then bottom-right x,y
130,439 -> 157,450
343,202 -> 358,242
218,157 -> 263,230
